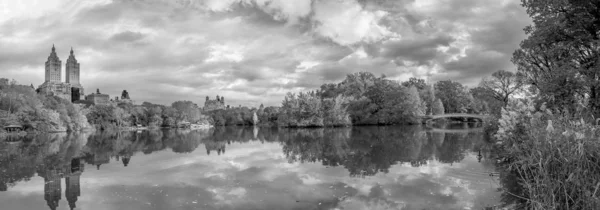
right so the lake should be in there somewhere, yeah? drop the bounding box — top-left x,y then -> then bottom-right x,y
0,125 -> 501,210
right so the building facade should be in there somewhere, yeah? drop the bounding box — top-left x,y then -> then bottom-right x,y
114,90 -> 135,104
66,48 -> 84,101
203,95 -> 226,111
85,89 -> 110,105
38,45 -> 85,102
45,45 -> 61,83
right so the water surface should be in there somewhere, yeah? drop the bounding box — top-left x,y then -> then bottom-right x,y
0,125 -> 500,210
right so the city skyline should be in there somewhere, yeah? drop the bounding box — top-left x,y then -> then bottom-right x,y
0,0 -> 532,107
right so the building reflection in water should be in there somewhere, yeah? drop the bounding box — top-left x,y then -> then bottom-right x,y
39,158 -> 84,210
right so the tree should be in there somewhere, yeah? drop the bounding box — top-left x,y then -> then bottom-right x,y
171,101 -> 201,122
318,83 -> 343,99
420,84 -> 436,115
252,112 -> 259,125
480,70 -> 524,106
339,72 -> 377,98
402,77 -> 427,90
434,80 -> 469,113
405,86 -> 425,116
471,86 -> 504,116
512,0 -> 600,116
433,98 -> 444,115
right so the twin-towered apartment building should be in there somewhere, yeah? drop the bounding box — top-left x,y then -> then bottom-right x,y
37,45 -> 113,105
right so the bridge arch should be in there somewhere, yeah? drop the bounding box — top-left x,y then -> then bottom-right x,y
420,113 -> 489,124
426,127 -> 484,133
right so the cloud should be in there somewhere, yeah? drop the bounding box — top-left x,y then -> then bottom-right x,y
110,31 -> 147,42
312,0 -> 394,46
0,0 -> 532,106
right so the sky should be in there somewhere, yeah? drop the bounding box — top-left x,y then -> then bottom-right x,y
0,0 -> 532,107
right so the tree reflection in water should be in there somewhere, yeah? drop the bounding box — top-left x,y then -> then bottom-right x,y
0,124 -> 497,209
278,126 -> 484,177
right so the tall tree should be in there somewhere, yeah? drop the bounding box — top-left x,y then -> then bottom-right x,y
434,80 -> 470,113
480,70 -> 524,106
512,0 -> 600,116
252,112 -> 259,125
433,98 -> 445,115
339,72 -> 377,98
402,77 -> 427,90
171,101 -> 201,122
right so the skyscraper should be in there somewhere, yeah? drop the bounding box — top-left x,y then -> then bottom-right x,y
65,48 -> 84,101
38,45 -> 85,102
65,48 -> 79,85
45,44 -> 62,83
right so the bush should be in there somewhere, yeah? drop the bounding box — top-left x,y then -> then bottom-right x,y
495,99 -> 600,209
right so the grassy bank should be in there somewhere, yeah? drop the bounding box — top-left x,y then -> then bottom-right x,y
495,100 -> 600,209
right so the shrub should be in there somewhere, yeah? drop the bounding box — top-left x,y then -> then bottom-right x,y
496,99 -> 600,209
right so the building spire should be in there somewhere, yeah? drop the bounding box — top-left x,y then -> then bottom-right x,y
70,47 -> 73,55
52,44 -> 55,52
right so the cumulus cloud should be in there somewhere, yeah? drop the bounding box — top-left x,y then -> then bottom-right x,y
0,0 -> 532,106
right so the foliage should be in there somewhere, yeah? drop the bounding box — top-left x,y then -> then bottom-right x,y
480,70 -> 524,106
278,92 -> 325,127
495,99 -> 600,209
434,80 -> 470,113
206,107 -> 257,126
252,111 -> 258,125
512,0 -> 600,117
171,101 -> 202,122
338,72 -> 377,98
322,95 -> 352,126
86,105 -> 123,130
471,86 -> 503,116
0,80 -> 91,132
401,77 -> 427,90
432,98 -> 445,115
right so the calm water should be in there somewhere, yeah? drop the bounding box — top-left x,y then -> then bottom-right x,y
0,125 -> 500,210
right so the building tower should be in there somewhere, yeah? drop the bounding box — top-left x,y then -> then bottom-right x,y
65,47 -> 80,84
45,44 -> 62,82
66,47 -> 84,102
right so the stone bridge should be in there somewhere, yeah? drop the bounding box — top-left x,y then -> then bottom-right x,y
426,127 -> 484,133
420,113 -> 489,124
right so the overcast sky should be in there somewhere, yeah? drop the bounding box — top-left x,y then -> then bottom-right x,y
0,0 -> 531,107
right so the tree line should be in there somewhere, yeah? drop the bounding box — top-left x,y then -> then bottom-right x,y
206,70 -> 523,127
1,67 -> 523,132
0,80 -> 211,132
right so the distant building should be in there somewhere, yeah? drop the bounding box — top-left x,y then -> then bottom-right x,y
203,95 -> 225,111
37,46 -> 85,102
66,48 -> 84,101
85,89 -> 110,105
114,90 -> 135,104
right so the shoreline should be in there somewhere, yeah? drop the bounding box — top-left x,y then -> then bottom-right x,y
3,121 -> 489,135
